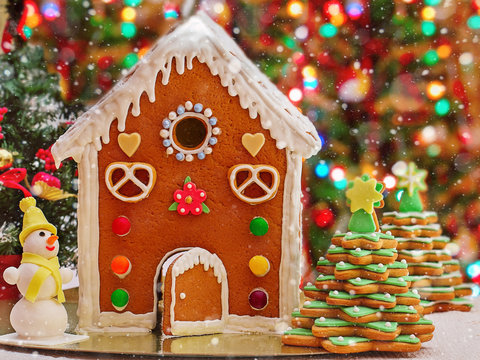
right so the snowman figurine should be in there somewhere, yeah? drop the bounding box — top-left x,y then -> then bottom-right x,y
3,197 -> 73,339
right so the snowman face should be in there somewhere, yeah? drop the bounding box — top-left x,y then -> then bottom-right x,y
23,229 -> 59,259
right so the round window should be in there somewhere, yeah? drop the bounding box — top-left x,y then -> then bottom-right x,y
160,101 -> 221,162
173,117 -> 207,150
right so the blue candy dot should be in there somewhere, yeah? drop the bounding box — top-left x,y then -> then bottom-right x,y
163,139 -> 171,147
209,117 -> 217,126
198,152 -> 206,160
209,137 -> 217,145
175,153 -> 185,161
162,119 -> 171,129
177,105 -> 185,115
194,103 -> 203,112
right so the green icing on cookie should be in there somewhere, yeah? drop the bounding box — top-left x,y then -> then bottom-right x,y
387,261 -> 408,269
335,262 -> 387,274
316,274 -> 337,282
393,334 -> 420,344
418,287 -> 454,293
348,278 -> 376,286
364,321 -> 398,332
380,277 -> 408,287
366,293 -> 396,303
342,306 -> 378,317
432,236 -> 450,243
396,290 -> 420,299
383,211 -> 436,219
348,209 -> 377,233
409,262 -> 442,268
372,248 -> 397,256
291,310 -> 314,318
303,300 -> 339,309
399,317 -> 433,325
314,317 -> 351,327
381,305 -> 417,314
329,336 -> 371,346
399,188 -> 424,212
303,284 -> 326,292
317,259 -> 336,266
284,328 -> 315,337
403,275 -> 426,282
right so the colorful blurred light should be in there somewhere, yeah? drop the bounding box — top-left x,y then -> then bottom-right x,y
333,178 -> 348,189
395,189 -> 404,202
424,0 -> 441,5
324,0 -> 343,17
121,22 -> 137,38
467,15 -> 480,29
421,125 -> 437,144
314,208 -> 335,228
121,7 -> 136,22
435,98 -> 450,116
426,144 -> 441,157
319,23 -> 338,38
288,88 -> 303,103
421,7 -> 436,21
123,52 -> 139,68
302,65 -> 317,78
124,0 -> 142,6
330,166 -> 346,182
315,161 -> 329,178
423,50 -> 439,66
383,175 -> 397,190
421,21 -> 436,36
287,0 -> 304,18
437,44 -> 452,59
41,3 -> 60,21
346,2 -> 363,20
426,81 -> 446,100
466,260 -> 480,279
303,77 -> 319,89
331,13 -> 346,26
164,3 -> 180,19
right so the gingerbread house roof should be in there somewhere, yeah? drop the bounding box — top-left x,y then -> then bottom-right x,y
52,11 -> 321,165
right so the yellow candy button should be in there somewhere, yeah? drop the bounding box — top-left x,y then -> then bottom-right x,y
249,256 -> 270,277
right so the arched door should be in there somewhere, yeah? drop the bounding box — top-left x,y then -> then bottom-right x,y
162,248 -> 229,336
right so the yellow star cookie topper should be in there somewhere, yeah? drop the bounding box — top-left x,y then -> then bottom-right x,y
345,174 -> 385,214
394,161 -> 427,196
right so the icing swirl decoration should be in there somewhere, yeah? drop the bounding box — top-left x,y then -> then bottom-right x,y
160,101 -> 221,161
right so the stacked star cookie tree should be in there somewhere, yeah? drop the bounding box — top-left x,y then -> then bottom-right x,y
381,162 -> 473,314
282,175 -> 434,353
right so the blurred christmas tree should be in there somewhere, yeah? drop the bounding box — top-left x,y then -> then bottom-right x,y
227,0 -> 480,279
0,0 -> 80,264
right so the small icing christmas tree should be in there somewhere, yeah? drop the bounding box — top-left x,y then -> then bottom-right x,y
382,162 -> 473,313
282,175 -> 433,353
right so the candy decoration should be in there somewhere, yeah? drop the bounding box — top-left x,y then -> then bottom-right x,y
111,256 -> 132,279
118,132 -> 141,157
0,107 -> 8,140
28,172 -> 76,201
111,289 -> 129,311
241,133 -> 265,157
250,217 -> 269,236
0,148 -> 13,170
169,176 -> 210,215
249,288 -> 268,310
0,168 -> 32,197
249,256 -> 270,277
112,216 -> 131,236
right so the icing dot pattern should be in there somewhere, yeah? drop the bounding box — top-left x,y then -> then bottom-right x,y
160,101 -> 221,161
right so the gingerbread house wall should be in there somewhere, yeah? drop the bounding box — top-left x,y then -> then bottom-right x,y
91,60 -> 294,329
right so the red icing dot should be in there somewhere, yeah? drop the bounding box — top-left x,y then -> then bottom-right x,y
249,289 -> 268,310
112,216 -> 131,236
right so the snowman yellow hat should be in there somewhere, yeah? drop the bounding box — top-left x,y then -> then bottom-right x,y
19,197 -> 57,246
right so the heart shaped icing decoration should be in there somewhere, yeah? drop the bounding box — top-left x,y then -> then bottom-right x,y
241,133 -> 265,157
118,132 -> 141,157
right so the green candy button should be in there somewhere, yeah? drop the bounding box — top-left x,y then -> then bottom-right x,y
111,289 -> 129,310
250,217 -> 269,236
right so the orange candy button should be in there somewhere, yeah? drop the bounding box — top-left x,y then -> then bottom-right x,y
111,256 -> 131,278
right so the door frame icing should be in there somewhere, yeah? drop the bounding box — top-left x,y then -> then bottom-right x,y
168,247 -> 229,336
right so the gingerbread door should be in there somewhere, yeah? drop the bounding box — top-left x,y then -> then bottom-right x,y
162,248 -> 229,336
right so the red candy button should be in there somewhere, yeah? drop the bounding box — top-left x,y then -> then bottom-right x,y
248,288 -> 268,310
111,256 -> 131,278
112,216 -> 131,236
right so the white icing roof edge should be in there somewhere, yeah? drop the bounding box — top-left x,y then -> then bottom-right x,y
52,11 -> 321,166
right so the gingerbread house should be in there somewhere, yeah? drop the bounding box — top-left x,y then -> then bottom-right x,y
52,12 -> 321,336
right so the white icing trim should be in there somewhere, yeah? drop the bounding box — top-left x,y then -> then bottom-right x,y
168,112 -> 212,155
228,164 -> 280,204
76,144 -> 101,330
98,311 -> 155,329
169,248 -> 229,336
51,11 -> 321,166
279,151 -> 302,322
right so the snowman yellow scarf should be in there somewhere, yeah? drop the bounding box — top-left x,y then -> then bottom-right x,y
21,252 -> 65,303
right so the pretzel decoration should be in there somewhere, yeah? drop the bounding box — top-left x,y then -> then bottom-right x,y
105,162 -> 157,203
228,164 -> 280,205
